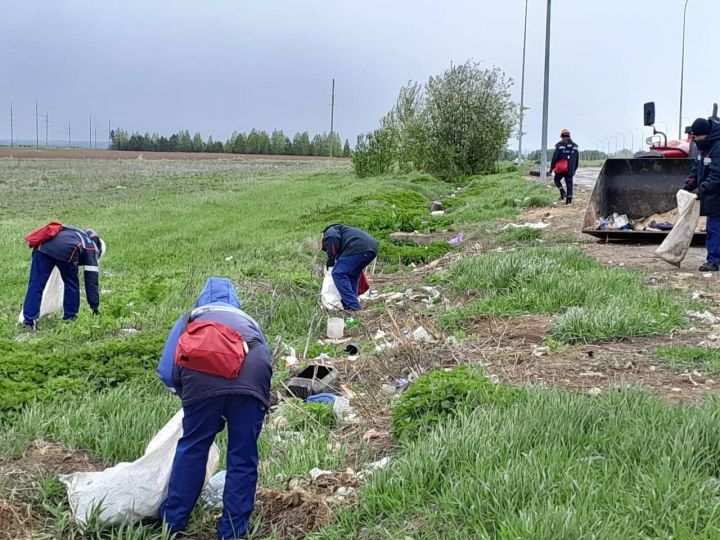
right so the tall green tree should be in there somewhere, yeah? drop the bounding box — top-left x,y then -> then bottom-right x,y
342,139 -> 351,157
270,129 -> 286,155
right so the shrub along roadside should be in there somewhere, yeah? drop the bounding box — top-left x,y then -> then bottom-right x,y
313,388 -> 720,539
392,366 -> 525,442
437,247 -> 685,343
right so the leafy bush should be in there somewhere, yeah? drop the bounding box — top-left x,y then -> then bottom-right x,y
353,60 -> 516,181
283,399 -> 336,431
392,366 -> 525,441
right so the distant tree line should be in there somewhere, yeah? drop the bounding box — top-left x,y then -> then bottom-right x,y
109,128 -> 352,157
525,148 -> 610,161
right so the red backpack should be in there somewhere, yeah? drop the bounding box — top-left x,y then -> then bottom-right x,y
24,222 -> 64,248
554,157 -> 569,174
175,315 -> 248,379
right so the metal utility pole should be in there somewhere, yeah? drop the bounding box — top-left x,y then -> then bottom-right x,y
89,115 -> 92,149
329,78 -> 335,158
42,113 -> 49,147
539,0 -> 552,184
94,127 -> 97,149
35,99 -> 39,149
679,0 -> 690,139
108,119 -> 111,148
68,122 -> 72,147
9,105 -> 13,147
517,0 -> 529,164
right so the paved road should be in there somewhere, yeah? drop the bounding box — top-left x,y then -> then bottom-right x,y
574,167 -> 602,190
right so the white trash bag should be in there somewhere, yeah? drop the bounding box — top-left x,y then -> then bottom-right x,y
321,269 -> 343,311
17,266 -> 64,323
60,409 -> 220,526
655,189 -> 701,266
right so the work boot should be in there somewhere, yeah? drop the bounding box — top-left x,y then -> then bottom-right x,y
559,189 -> 567,200
699,263 -> 720,272
565,197 -> 572,205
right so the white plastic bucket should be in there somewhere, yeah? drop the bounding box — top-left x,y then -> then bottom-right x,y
326,317 -> 345,339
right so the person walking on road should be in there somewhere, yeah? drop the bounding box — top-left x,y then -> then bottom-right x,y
683,118 -> 720,271
157,277 -> 272,540
550,128 -> 580,205
321,224 -> 379,311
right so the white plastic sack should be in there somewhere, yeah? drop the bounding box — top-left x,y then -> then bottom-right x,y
321,269 -> 343,311
655,189 -> 700,266
59,409 -> 220,526
17,266 -> 64,323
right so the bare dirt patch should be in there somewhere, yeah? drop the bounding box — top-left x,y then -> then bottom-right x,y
0,498 -> 33,540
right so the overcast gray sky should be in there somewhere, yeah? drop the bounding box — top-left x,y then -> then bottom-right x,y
1,0 -> 717,151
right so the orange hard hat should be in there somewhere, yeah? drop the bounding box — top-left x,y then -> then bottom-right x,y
560,128 -> 571,137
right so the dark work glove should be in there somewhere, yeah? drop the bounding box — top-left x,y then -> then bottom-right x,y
326,260 -> 335,269
683,178 -> 697,191
697,187 -> 706,200
92,309 -> 99,316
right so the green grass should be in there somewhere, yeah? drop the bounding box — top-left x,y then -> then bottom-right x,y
314,388 -> 720,539
0,161 -> 549,415
497,227 -> 542,244
655,346 -> 720,373
437,247 -> 685,343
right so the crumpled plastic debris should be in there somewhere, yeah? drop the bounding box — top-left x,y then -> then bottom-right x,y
686,310 -> 720,325
501,221 -> 550,230
448,232 -> 464,244
595,213 -> 630,230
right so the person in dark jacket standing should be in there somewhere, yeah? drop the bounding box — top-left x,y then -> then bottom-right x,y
322,224 -> 379,311
683,118 -> 720,271
21,225 -> 104,330
157,277 -> 272,540
550,128 -> 580,205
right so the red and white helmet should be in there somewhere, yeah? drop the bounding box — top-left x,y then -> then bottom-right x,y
560,128 -> 571,137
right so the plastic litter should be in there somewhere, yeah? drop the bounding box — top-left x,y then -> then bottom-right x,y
430,210 -> 445,217
501,221 -> 550,230
655,190 -> 700,266
686,310 -> 720,325
326,317 -> 345,339
448,232 -> 464,245
310,468 -> 333,482
60,410 -> 220,526
202,470 -> 226,510
306,393 -> 336,404
345,342 -> 359,355
287,365 -> 339,399
412,326 -> 434,343
649,221 -> 673,231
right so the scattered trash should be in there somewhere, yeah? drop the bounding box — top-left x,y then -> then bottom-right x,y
367,457 -> 391,470
375,342 -> 395,352
671,387 -> 682,392
501,221 -> 550,230
594,213 -> 630,231
287,365 -> 339,399
704,273 -> 714,279
120,328 -> 139,335
381,384 -> 397,395
587,387 -> 602,397
224,256 -> 234,262
532,346 -> 550,357
306,393 -> 336,405
332,396 -> 356,424
310,468 -> 333,483
579,371 -> 606,378
411,325 -> 434,343
393,378 -> 410,390
372,330 -> 386,341
284,347 -> 298,368
430,210 -> 445,217
202,470 -> 226,510
448,232 -> 464,245
326,317 -> 345,339
692,291 -> 704,300
649,221 -> 673,231
344,343 -> 359,355
363,429 -> 388,441
649,365 -> 657,371
430,200 -> 444,211
488,374 -> 500,385
345,317 -> 358,329
686,310 -> 720,325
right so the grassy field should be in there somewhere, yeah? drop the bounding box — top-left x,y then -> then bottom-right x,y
0,158 -> 713,539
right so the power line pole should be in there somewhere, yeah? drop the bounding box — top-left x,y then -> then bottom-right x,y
539,0 -> 552,185
94,127 -> 97,149
9,105 -> 13,147
517,0 -> 529,164
108,119 -> 111,149
89,115 -> 92,149
329,78 -> 335,158
42,112 -> 49,147
35,99 -> 39,150
678,0 -> 690,139
68,122 -> 72,147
